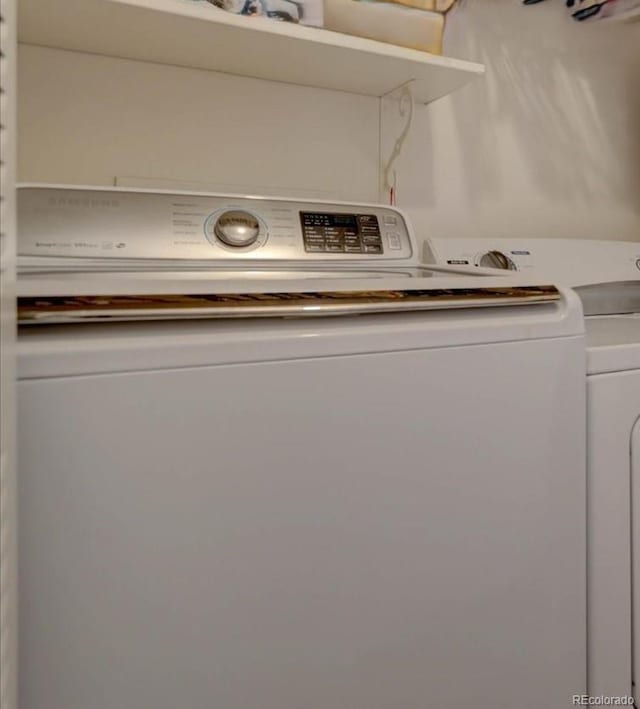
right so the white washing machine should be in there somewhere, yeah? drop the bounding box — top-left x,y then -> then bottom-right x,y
431,237 -> 640,703
16,187 -> 587,709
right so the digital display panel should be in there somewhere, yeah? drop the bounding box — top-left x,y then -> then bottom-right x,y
300,212 -> 383,254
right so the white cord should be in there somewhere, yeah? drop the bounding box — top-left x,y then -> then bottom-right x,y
383,83 -> 415,204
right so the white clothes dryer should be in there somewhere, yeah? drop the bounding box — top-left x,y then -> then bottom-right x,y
431,237 -> 640,702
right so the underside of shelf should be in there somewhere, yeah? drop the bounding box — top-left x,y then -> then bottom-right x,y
18,0 -> 484,103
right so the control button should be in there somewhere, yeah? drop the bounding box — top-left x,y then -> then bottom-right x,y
214,210 -> 260,247
383,215 -> 398,226
357,216 -> 380,231
386,232 -> 402,250
635,258 -> 640,271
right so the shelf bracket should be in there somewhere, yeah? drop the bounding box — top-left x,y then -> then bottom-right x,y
380,80 -> 415,205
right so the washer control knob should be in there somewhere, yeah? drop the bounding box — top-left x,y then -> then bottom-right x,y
478,250 -> 516,270
214,210 -> 260,247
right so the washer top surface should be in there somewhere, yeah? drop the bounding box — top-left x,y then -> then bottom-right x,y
586,315 -> 640,374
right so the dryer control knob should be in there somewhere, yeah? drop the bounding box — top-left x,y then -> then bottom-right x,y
214,210 -> 260,247
478,250 -> 516,270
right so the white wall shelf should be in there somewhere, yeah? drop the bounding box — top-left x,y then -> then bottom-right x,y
18,0 -> 484,104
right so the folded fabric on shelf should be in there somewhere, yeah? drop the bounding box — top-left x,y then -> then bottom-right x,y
324,0 -> 445,53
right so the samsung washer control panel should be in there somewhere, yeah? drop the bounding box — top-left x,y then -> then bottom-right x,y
18,186 -> 414,261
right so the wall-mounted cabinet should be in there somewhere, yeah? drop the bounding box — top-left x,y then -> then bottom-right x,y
19,0 -> 483,104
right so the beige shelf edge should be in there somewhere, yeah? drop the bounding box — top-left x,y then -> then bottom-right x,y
19,0 -> 484,103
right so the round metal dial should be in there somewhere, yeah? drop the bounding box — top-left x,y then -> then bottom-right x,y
214,210 -> 260,247
478,250 -> 516,271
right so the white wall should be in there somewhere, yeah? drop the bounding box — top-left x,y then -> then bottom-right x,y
17,44 -> 379,202
18,1 -> 640,243
397,0 -> 640,241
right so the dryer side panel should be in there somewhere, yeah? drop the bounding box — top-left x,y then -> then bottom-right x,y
588,370 -> 640,700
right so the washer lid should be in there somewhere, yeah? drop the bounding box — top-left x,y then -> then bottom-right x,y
17,280 -> 562,325
16,260 -> 494,279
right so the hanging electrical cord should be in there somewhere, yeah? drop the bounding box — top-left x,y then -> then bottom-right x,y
383,83 -> 414,206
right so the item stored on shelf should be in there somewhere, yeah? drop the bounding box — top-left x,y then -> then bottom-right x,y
373,0 -> 455,11
207,0 -> 324,26
324,0 -> 443,53
523,0 -> 640,21
572,0 -> 640,20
